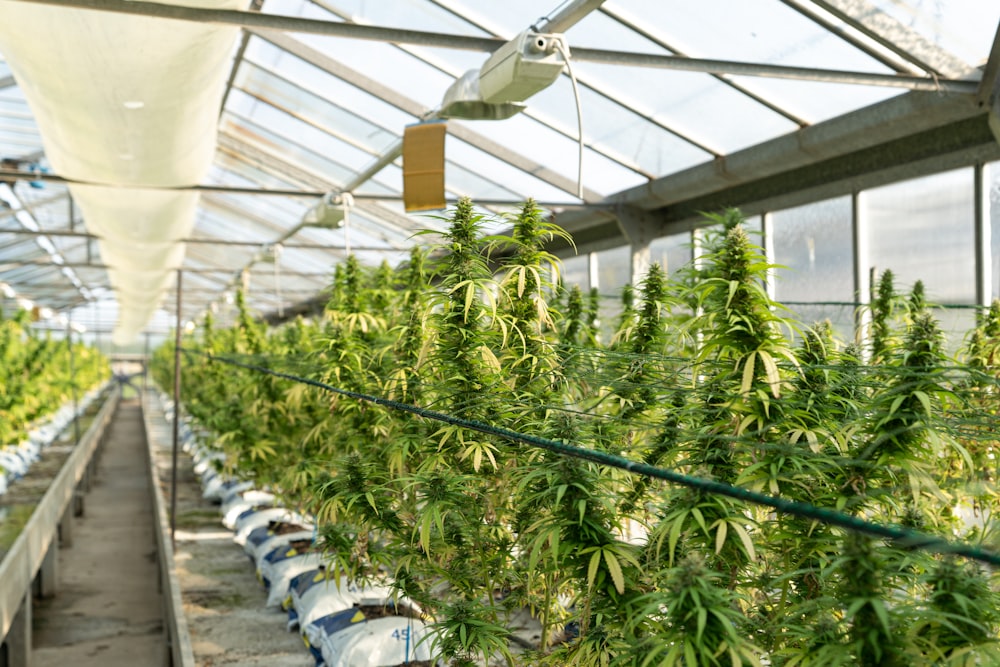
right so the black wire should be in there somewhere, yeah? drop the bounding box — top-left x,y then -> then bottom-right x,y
183,348 -> 1000,568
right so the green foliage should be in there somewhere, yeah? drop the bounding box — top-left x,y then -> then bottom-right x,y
152,203 -> 1000,667
0,308 -> 107,448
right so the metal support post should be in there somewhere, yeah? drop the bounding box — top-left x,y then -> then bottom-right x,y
34,543 -> 57,598
588,251 -> 599,292
143,332 -> 151,395
58,506 -> 74,548
0,591 -> 31,667
762,212 -> 777,302
67,320 -> 80,447
170,271 -> 183,545
974,163 -> 992,311
852,191 -> 872,353
615,206 -> 656,286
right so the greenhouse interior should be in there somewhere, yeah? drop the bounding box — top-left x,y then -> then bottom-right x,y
2,0 -> 1000,665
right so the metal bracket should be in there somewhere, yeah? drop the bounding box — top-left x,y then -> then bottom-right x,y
613,205 -> 660,247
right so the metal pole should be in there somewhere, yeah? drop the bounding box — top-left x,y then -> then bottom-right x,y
143,332 -> 150,395
534,0 -> 607,33
170,270 -> 182,545
67,319 -> 80,446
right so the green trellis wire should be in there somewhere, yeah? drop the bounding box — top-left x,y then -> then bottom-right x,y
182,348 -> 1000,569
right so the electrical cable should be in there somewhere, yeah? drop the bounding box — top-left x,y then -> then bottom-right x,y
555,37 -> 584,201
183,348 -> 1000,568
273,243 -> 284,319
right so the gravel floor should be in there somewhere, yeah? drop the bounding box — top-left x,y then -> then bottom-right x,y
146,394 -> 311,667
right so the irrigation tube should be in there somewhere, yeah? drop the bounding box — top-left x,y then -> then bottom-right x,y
185,349 -> 1000,568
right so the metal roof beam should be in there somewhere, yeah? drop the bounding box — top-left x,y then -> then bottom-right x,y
425,0 -> 705,162
251,30 -> 604,200
548,90 -> 994,253
534,0 -> 606,33
215,131 -> 417,243
600,5 -> 808,127
977,21 -> 1000,108
325,0 -> 678,170
221,102 -> 527,208
778,0 -> 924,76
5,0 -> 974,93
0,191 -> 68,222
806,0 -> 975,79
1,227 -> 404,251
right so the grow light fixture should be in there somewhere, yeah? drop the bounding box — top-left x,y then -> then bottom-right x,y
439,30 -> 568,120
301,192 -> 349,229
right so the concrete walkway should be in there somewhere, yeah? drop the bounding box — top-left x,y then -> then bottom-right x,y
31,401 -> 166,666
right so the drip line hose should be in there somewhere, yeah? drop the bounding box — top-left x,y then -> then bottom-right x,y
183,348 -> 1000,568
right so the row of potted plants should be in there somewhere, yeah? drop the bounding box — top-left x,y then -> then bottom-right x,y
154,200 -> 1000,666
0,307 -> 108,491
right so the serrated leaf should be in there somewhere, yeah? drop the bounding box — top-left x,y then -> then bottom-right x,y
691,507 -> 707,534
726,279 -> 739,309
741,351 -> 756,395
587,549 -> 601,590
604,548 -> 625,594
913,390 -> 932,416
731,521 -> 757,561
715,520 -> 728,555
759,349 -> 781,397
667,514 -> 685,566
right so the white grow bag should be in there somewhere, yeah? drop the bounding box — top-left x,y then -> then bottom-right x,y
291,573 -> 397,633
234,508 -> 312,547
261,550 -> 324,608
222,489 -> 276,529
251,530 -> 314,572
312,610 -> 434,667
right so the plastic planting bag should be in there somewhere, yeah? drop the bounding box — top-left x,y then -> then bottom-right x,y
290,570 -> 397,633
222,490 -> 275,529
234,508 -> 312,547
201,474 -> 246,503
251,529 -> 314,572
261,548 -> 323,608
0,448 -> 29,479
308,604 -> 433,667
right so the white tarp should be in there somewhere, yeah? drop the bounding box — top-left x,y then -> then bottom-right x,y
0,0 -> 245,343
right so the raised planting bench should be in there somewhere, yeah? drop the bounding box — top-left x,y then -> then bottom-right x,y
0,388 -> 118,666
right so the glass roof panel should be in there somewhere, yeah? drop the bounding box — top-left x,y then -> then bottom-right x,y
234,61 -> 399,155
209,156 -> 309,193
430,137 -> 579,204
526,71 -> 716,171
726,76 -> 901,125
244,38 -> 417,131
450,114 -> 645,196
868,0 -> 1000,66
296,34 -> 454,111
572,1 -> 906,128
226,89 -> 376,170
220,111 -> 352,185
602,0 -> 896,73
194,202 -> 284,243
0,115 -> 39,132
306,0 -> 483,34
59,241 -> 99,265
219,112 -> 395,195
429,0 -> 559,35
0,235 -> 43,259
